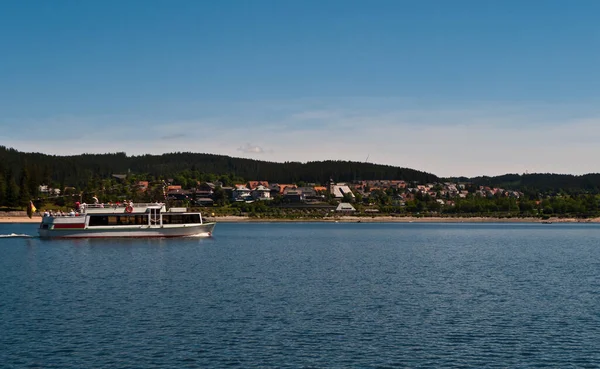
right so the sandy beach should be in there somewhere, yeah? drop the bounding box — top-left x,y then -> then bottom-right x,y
0,216 -> 40,223
3,213 -> 596,224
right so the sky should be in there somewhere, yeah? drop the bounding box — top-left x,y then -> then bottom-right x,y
1,0 -> 599,177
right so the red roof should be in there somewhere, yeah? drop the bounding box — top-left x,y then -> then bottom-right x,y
247,181 -> 270,189
278,184 -> 296,194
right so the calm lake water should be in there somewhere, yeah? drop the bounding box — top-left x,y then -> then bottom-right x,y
2,222 -> 600,368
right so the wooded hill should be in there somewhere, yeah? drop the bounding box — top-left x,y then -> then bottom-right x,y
3,145 -> 600,207
0,146 -> 438,190
447,173 -> 600,196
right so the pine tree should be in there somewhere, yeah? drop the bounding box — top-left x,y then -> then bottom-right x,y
6,172 -> 19,207
19,167 -> 31,207
0,172 -> 6,206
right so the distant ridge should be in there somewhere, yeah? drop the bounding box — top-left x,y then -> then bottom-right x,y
0,146 -> 438,187
3,146 -> 600,194
445,173 -> 600,194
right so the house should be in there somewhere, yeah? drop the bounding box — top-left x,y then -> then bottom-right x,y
329,182 -> 355,200
278,184 -> 297,194
247,181 -> 270,190
269,184 -> 297,197
296,187 -> 317,199
283,187 -> 305,202
137,181 -> 149,192
39,185 -> 61,196
196,182 -> 216,198
508,191 -> 521,198
167,185 -> 182,191
167,189 -> 192,201
269,184 -> 280,197
335,202 -> 356,212
251,185 -> 271,200
313,186 -> 327,193
232,184 -> 252,201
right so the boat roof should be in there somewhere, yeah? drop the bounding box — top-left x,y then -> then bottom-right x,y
83,202 -> 166,214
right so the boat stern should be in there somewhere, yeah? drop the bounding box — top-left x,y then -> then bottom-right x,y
38,215 -> 87,238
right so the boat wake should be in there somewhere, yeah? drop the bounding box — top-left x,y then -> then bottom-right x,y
184,232 -> 212,238
0,233 -> 34,238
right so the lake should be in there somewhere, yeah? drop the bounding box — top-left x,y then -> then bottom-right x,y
1,222 -> 600,368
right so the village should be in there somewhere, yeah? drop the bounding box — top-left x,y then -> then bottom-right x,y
30,172 -> 600,220
155,178 -> 524,212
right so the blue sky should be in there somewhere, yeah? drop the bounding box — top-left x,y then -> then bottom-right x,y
1,0 -> 599,177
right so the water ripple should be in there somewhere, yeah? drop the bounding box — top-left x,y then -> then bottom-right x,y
2,222 -> 600,367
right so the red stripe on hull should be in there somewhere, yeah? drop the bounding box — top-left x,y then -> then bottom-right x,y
52,235 -> 212,239
53,223 -> 86,229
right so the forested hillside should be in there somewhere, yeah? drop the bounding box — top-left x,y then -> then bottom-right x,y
4,145 -> 600,210
0,146 -> 438,206
446,173 -> 600,196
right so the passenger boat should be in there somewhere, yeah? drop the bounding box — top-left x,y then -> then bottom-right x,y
38,202 -> 215,238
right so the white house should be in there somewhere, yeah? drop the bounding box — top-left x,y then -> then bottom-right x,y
336,202 -> 356,212
329,182 -> 355,199
251,185 -> 271,200
232,184 -> 252,201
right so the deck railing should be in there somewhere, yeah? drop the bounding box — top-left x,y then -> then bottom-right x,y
84,202 -> 165,209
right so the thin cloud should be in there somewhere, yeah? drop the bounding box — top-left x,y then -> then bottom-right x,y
237,143 -> 266,154
6,98 -> 600,177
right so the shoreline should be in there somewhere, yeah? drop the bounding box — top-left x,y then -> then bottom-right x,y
209,215 -> 598,223
2,215 -> 599,224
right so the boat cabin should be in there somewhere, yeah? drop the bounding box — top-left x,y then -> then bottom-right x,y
40,202 -> 205,229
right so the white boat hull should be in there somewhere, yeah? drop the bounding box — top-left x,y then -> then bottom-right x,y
39,223 -> 216,239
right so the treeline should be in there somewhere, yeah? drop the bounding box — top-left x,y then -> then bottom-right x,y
205,191 -> 600,219
0,146 -> 438,207
4,145 -> 600,214
393,194 -> 600,218
446,173 -> 600,197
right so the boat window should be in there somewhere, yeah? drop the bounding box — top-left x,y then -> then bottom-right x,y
89,215 -> 147,226
162,214 -> 201,224
89,216 -> 109,226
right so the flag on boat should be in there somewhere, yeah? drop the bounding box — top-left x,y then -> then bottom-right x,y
27,201 -> 37,219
